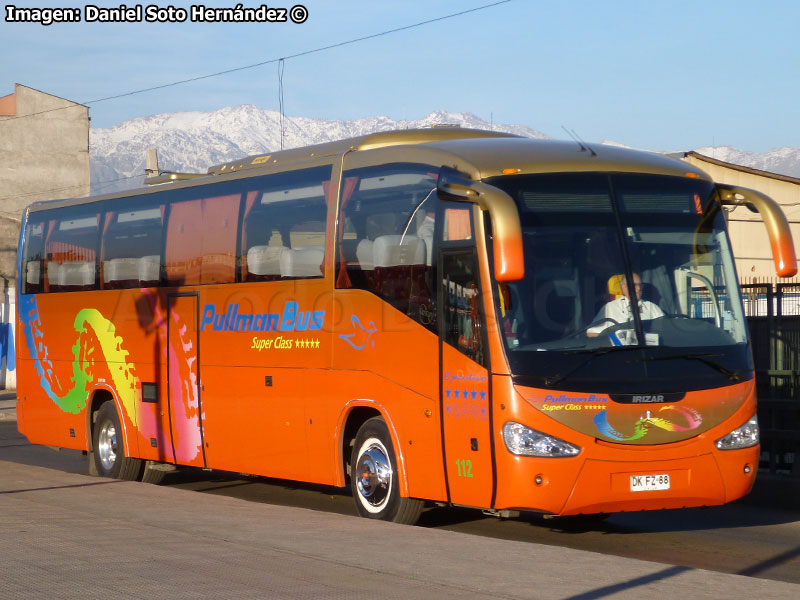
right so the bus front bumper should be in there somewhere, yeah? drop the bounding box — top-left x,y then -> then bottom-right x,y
495,446 -> 758,516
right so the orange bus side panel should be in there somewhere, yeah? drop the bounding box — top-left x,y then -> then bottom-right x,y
201,365 -> 318,481
331,289 -> 445,501
328,372 -> 447,501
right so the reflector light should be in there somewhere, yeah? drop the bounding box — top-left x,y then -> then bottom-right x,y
502,168 -> 521,175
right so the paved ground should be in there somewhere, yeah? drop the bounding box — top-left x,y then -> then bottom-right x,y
0,394 -> 16,423
2,394 -> 799,599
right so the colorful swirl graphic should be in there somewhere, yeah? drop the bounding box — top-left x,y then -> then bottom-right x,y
19,295 -> 138,418
594,405 -> 703,441
19,292 -> 202,463
140,289 -> 201,463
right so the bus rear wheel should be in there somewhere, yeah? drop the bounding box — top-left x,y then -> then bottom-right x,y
350,417 -> 423,525
92,401 -> 142,480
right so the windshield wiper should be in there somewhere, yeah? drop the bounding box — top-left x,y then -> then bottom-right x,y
545,345 -> 645,387
634,352 -> 744,382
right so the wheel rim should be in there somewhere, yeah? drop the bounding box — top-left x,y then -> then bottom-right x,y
355,440 -> 393,513
97,420 -> 119,471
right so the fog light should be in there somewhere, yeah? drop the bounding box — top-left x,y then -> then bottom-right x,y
535,474 -> 543,486
744,464 -> 752,474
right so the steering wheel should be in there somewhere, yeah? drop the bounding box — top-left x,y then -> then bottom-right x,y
590,319 -> 639,344
586,318 -> 619,336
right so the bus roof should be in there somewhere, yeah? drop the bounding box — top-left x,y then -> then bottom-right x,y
27,128 -> 710,212
205,127 -> 520,175
207,128 -> 706,181
421,136 -> 711,181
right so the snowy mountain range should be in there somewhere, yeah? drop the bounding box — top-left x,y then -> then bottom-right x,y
89,106 -> 800,194
89,108 -> 547,194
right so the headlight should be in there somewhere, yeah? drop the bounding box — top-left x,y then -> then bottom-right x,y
502,422 -> 581,457
715,416 -> 759,450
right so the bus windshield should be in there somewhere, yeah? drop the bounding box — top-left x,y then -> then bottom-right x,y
487,173 -> 750,393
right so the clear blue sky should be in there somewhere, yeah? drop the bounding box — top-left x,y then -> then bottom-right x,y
2,0 -> 798,152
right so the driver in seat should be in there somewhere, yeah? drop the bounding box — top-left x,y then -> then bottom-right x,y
587,273 -> 663,338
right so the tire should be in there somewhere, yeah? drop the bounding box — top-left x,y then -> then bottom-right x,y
92,401 -> 143,480
140,461 -> 168,484
350,417 -> 423,525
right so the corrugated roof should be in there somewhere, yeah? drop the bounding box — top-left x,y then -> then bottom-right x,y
684,151 -> 800,186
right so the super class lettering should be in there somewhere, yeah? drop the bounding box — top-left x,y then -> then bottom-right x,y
200,301 -> 324,332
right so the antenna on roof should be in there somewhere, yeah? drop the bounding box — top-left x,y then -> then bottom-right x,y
561,126 -> 597,157
278,59 -> 286,151
571,128 -> 597,157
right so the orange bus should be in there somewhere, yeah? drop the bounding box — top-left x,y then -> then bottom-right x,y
15,129 -> 796,524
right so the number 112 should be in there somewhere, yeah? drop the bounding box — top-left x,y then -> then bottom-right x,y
455,459 -> 473,478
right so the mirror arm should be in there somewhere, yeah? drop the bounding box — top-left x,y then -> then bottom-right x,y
470,182 -> 525,281
438,175 -> 524,281
717,183 -> 797,277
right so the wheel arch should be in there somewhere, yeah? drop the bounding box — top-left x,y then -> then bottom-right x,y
85,385 -> 135,457
335,399 -> 410,496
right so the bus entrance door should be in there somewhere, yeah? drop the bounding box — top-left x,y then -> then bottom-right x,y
439,249 -> 494,509
166,293 -> 206,468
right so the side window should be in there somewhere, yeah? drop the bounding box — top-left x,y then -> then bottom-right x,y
21,216 -> 45,294
240,166 -> 331,281
44,206 -> 100,292
165,190 -> 241,286
337,163 -> 439,332
200,193 -> 239,284
439,203 -> 484,363
165,199 -> 202,285
101,203 -> 163,289
442,250 -> 486,365
443,207 -> 473,241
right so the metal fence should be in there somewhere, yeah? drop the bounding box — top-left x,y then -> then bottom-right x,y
741,279 -> 800,476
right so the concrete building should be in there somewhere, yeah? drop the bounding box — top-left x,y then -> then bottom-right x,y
681,152 -> 800,282
0,84 -> 89,389
0,83 -> 90,281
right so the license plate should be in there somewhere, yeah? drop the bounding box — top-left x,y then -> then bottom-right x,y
630,473 -> 670,492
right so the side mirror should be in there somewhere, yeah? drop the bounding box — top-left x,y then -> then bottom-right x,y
717,184 -> 797,277
438,169 -> 524,281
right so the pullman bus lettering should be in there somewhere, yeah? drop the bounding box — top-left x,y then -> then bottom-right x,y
200,302 -> 325,332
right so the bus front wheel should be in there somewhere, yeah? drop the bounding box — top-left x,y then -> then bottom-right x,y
92,401 -> 142,480
351,417 -> 423,525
